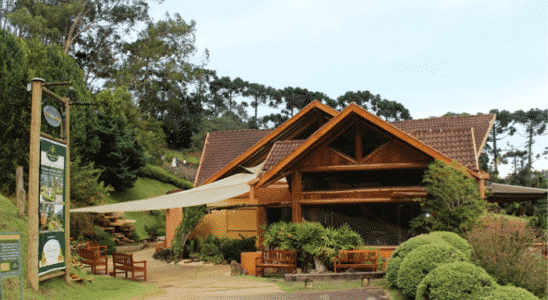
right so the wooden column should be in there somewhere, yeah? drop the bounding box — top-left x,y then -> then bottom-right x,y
479,178 -> 485,199
253,185 -> 265,250
28,78 -> 44,291
63,96 -> 71,284
291,171 -> 302,223
16,166 -> 26,216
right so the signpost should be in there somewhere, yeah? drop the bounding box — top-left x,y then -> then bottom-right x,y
0,232 -> 23,300
28,78 -> 72,291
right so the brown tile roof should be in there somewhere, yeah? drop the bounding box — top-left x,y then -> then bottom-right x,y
261,140 -> 305,174
194,129 -> 273,186
390,114 -> 495,155
411,128 -> 478,170
195,113 -> 496,185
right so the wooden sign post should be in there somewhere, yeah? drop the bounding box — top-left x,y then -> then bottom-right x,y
27,78 -> 72,291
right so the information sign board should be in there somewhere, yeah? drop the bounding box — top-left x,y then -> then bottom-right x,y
38,137 -> 66,276
0,232 -> 23,300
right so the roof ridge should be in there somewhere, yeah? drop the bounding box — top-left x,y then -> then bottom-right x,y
391,113 -> 493,124
209,128 -> 274,133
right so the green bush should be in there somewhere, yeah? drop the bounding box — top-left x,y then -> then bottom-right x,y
137,164 -> 193,189
90,225 -> 116,254
465,214 -> 547,298
482,286 -> 540,300
197,235 -> 224,264
131,224 -> 149,242
386,233 -> 442,287
220,235 -> 257,263
416,262 -> 498,300
397,243 -> 468,297
429,231 -> 472,259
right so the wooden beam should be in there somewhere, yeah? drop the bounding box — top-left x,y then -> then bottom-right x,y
63,96 -> 71,285
42,87 -> 67,105
40,132 -> 66,145
284,114 -> 321,140
299,198 -> 411,204
291,171 -> 302,223
355,124 -> 362,162
328,148 -> 357,164
360,140 -> 391,164
300,163 -> 428,172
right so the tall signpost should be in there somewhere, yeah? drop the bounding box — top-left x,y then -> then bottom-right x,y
28,78 -> 72,291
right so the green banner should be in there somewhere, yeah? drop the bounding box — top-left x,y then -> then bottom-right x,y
38,137 -> 66,276
1,232 -> 23,300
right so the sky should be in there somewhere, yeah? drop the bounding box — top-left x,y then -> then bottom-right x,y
148,0 -> 547,178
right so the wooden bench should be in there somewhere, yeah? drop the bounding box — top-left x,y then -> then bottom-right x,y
255,250 -> 297,277
111,252 -> 147,281
333,249 -> 379,273
78,247 -> 108,275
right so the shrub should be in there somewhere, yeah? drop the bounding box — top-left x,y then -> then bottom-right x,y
416,262 -> 498,300
397,243 -> 468,297
137,164 -> 193,189
482,286 -> 540,300
410,160 -> 494,234
131,225 -> 148,242
429,231 -> 472,259
465,214 -> 547,298
220,235 -> 257,263
196,235 -> 224,264
386,233 -> 443,287
90,225 -> 116,254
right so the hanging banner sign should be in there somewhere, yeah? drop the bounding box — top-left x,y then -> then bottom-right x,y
43,105 -> 62,128
38,137 -> 66,276
0,232 -> 23,300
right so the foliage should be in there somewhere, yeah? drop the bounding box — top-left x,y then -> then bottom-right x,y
415,262 -> 498,300
131,224 -> 148,242
262,221 -> 363,270
482,286 -> 541,300
0,29 -> 30,194
220,235 -> 257,263
411,160 -> 494,234
195,235 -> 224,264
90,225 -> 116,254
396,243 -> 468,297
336,90 -> 412,121
465,214 -> 547,297
137,164 -> 193,189
69,156 -> 113,239
428,231 -> 472,259
386,233 -> 444,287
170,204 -> 206,262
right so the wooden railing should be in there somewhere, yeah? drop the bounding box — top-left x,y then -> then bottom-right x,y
300,186 -> 426,204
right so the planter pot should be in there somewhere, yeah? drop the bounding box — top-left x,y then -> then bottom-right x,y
241,251 -> 262,276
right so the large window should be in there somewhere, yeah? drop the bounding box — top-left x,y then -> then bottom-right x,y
301,169 -> 425,191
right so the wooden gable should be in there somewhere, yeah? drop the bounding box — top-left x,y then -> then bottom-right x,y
362,139 -> 432,165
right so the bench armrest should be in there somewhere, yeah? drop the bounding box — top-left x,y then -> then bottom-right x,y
134,260 -> 147,267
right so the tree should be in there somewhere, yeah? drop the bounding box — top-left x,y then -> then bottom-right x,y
410,160 -> 494,234
337,91 -> 412,121
485,109 -> 516,176
512,108 -> 547,174
170,204 -> 206,263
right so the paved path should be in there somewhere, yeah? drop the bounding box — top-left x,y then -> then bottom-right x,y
100,246 -> 390,300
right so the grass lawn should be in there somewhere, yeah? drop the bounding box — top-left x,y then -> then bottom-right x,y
164,149 -> 200,165
109,177 -> 180,203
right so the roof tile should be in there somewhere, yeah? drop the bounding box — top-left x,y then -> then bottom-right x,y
261,140 -> 305,174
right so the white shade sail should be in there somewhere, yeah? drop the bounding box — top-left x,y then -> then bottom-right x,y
70,162 -> 264,213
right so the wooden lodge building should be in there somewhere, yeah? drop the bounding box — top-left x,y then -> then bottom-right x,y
164,101 -> 547,248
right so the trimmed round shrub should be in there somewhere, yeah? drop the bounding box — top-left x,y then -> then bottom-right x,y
429,231 -> 472,259
416,262 -> 498,300
397,243 -> 468,297
482,286 -> 540,300
386,234 -> 444,287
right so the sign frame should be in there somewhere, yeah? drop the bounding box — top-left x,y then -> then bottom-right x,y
0,232 -> 23,300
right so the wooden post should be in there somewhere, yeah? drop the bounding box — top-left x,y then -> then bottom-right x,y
63,96 -> 71,284
252,185 -> 265,250
16,166 -> 25,216
479,178 -> 485,199
291,171 -> 302,223
28,78 -> 44,291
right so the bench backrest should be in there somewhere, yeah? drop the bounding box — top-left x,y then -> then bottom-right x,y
112,252 -> 133,266
337,250 -> 378,263
78,248 -> 102,261
262,250 -> 297,264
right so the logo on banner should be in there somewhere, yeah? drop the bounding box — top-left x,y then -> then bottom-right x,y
46,145 -> 58,162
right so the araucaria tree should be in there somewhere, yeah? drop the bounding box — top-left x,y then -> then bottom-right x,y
411,160 -> 493,234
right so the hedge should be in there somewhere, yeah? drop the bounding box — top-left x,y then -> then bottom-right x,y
429,231 -> 472,259
397,243 -> 468,297
416,261 -> 498,300
482,286 -> 540,300
137,164 -> 193,190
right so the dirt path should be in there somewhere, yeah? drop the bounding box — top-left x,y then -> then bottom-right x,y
99,247 -> 391,299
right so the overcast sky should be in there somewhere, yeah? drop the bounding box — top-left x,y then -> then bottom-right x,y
149,0 -> 547,178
